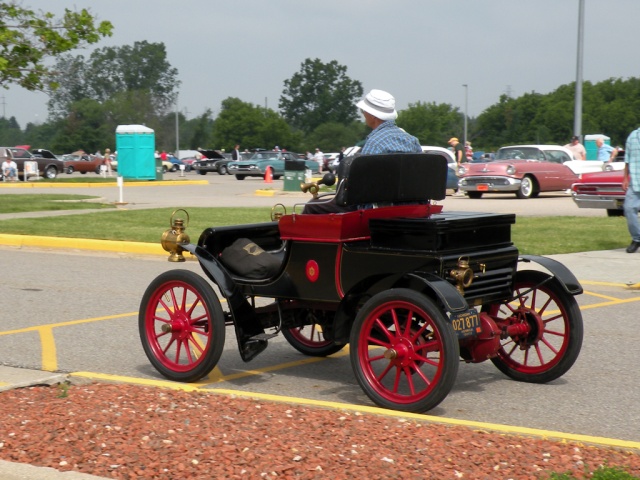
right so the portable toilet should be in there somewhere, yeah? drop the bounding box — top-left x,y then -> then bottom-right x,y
584,134 -> 610,161
115,125 -> 156,179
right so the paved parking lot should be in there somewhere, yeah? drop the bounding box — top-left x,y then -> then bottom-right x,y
1,175 -> 639,447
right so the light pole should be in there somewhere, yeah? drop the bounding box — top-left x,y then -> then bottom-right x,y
462,84 -> 468,147
574,0 -> 585,140
175,96 -> 179,156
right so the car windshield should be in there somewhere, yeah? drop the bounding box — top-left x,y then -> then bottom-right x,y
496,147 -> 544,161
250,152 -> 281,161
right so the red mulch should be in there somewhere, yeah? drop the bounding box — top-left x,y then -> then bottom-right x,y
0,383 -> 638,479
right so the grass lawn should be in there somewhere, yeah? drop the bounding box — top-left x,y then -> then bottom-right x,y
0,194 -> 630,255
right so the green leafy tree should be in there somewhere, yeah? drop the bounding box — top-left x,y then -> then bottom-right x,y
48,41 -> 180,120
0,116 -> 23,145
0,3 -> 112,90
397,101 -> 462,146
305,121 -> 367,152
279,58 -> 363,134
212,97 -> 297,151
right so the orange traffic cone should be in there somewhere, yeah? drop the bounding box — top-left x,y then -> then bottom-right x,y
264,166 -> 273,183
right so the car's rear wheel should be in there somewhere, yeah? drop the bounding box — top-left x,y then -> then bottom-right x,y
197,170 -> 207,175
467,192 -> 483,199
607,209 -> 624,217
235,175 -> 246,180
516,175 -> 536,199
66,166 -> 74,174
218,165 -> 228,175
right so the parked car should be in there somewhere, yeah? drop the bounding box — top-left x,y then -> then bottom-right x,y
32,148 -> 61,160
167,155 -> 189,172
458,145 -> 579,199
62,153 -> 106,174
0,146 -> 64,180
602,149 -> 626,171
421,146 -> 459,192
228,150 -> 318,180
192,150 -> 232,175
571,170 -> 625,216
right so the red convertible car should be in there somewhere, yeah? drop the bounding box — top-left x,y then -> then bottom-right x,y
571,170 -> 625,216
458,145 -> 579,198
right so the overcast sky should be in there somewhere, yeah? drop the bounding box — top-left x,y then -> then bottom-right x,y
3,0 -> 639,130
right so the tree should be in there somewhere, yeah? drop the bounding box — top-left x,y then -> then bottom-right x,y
48,41 -> 180,120
212,97 -> 298,151
279,58 -> 363,134
305,121 -> 367,152
397,101 -> 462,146
0,3 -> 112,90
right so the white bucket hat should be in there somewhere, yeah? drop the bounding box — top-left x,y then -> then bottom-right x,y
356,89 -> 398,121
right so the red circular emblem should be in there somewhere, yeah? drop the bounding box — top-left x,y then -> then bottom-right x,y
305,260 -> 319,282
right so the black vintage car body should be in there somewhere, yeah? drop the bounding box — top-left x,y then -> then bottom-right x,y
139,153 -> 584,413
192,149 -> 234,175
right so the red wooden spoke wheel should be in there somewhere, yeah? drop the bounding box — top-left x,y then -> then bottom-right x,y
350,289 -> 459,413
282,321 -> 345,357
486,270 -> 583,383
139,270 -> 225,382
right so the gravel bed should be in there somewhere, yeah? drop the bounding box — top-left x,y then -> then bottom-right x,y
0,383 -> 638,479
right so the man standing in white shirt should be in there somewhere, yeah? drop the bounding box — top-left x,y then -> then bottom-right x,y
313,148 -> 324,172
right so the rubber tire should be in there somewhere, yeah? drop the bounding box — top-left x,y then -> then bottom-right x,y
350,288 -> 459,413
218,165 -> 228,175
487,270 -> 583,383
607,209 -> 624,217
235,175 -> 246,180
467,192 -> 483,199
197,170 -> 207,175
44,166 -> 57,179
282,324 -> 345,357
516,175 -> 536,199
139,270 -> 225,383
66,166 -> 74,174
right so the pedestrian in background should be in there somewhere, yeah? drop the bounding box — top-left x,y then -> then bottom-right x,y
622,127 -> 640,253
564,136 -> 587,160
448,137 -> 465,166
104,148 -> 113,176
232,144 -> 241,161
596,138 -> 618,162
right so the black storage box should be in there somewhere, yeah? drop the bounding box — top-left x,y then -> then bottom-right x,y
284,159 -> 306,171
369,211 -> 515,252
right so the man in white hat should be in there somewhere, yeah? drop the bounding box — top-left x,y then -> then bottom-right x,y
357,89 -> 421,155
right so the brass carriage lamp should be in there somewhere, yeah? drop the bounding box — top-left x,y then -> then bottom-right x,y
161,209 -> 191,262
450,256 -> 474,293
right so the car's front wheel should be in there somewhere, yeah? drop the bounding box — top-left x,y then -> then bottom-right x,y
467,192 -> 483,199
218,165 -> 228,175
65,166 -> 74,174
516,175 -> 536,199
196,170 -> 207,175
44,166 -> 57,179
235,175 -> 246,180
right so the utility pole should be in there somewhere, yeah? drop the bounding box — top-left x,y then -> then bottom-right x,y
0,96 -> 6,118
462,84 -> 468,147
574,0 -> 585,140
175,97 -> 180,156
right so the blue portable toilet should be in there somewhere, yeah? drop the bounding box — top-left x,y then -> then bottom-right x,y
584,134 -> 610,161
115,125 -> 156,179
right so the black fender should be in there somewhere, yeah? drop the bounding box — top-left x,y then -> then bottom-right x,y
519,254 -> 583,295
183,244 -> 267,362
331,271 -> 469,345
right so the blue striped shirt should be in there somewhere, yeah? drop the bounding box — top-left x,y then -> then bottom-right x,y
360,121 -> 422,155
625,128 -> 640,190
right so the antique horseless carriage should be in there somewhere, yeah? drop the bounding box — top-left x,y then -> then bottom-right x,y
139,153 -> 584,413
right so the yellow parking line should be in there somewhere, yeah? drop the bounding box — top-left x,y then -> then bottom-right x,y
582,290 -> 627,301
39,326 -> 57,372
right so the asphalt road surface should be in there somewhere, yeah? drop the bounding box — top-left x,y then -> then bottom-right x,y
0,173 -> 638,445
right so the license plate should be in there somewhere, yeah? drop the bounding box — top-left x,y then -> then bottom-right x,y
449,310 -> 481,339
477,184 -> 489,191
